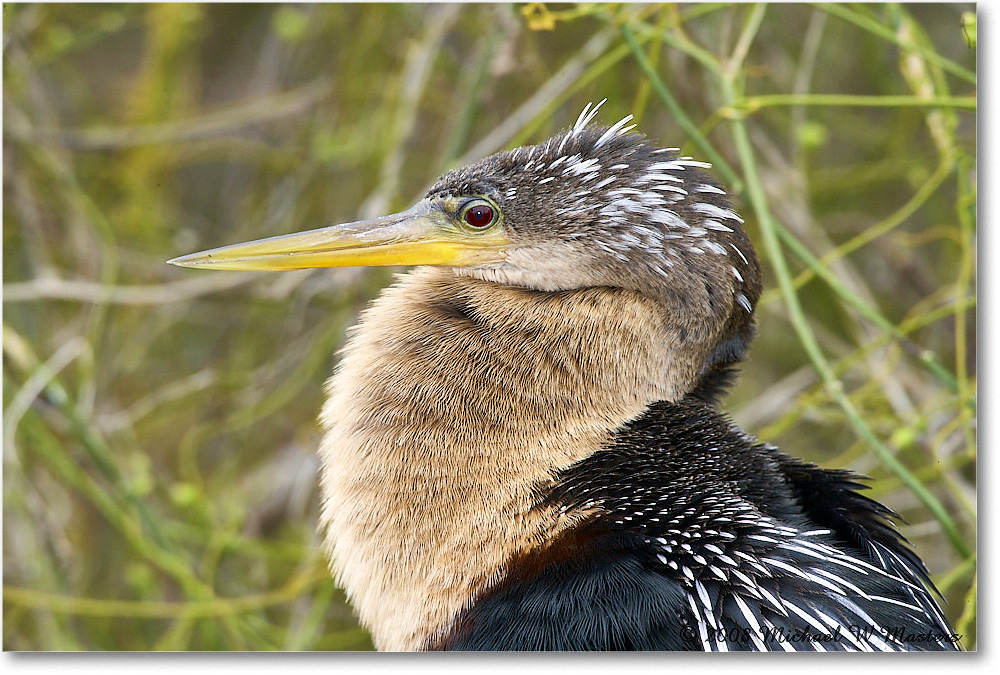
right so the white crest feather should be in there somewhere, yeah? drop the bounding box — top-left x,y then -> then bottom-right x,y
573,98 -> 607,135
595,114 -> 636,148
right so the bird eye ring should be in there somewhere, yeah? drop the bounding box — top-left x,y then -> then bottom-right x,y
460,200 -> 498,230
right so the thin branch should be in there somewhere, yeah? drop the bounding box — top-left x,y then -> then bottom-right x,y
3,273 -> 259,305
18,79 -> 334,150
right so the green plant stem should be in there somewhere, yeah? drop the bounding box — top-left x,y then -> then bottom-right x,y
620,21 -> 742,192
775,220 -> 960,396
953,153 -> 977,438
817,3 -> 976,85
3,566 -> 331,618
630,8 -> 671,124
626,8 -> 723,74
740,93 -> 976,111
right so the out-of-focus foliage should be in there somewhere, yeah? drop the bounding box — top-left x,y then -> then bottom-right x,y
3,3 -> 975,650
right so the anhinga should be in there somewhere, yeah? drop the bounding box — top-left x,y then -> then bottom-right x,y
170,101 -> 959,651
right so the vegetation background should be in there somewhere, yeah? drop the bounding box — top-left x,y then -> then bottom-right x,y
3,3 -> 976,651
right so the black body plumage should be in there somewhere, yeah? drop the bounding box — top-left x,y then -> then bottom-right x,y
436,399 -> 958,651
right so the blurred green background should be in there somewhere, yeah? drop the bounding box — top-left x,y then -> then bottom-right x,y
3,3 -> 976,651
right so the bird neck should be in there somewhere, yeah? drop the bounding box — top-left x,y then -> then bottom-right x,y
317,266 -> 735,649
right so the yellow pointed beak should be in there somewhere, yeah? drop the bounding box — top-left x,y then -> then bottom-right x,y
168,201 -> 510,271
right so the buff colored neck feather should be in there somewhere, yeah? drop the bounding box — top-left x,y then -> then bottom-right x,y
317,266 -> 730,650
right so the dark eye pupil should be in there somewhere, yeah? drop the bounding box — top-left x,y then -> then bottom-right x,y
464,204 -> 494,228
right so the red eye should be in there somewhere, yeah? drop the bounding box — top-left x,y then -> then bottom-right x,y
463,203 -> 495,228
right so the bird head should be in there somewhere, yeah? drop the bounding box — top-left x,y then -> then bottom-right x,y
170,101 -> 761,368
